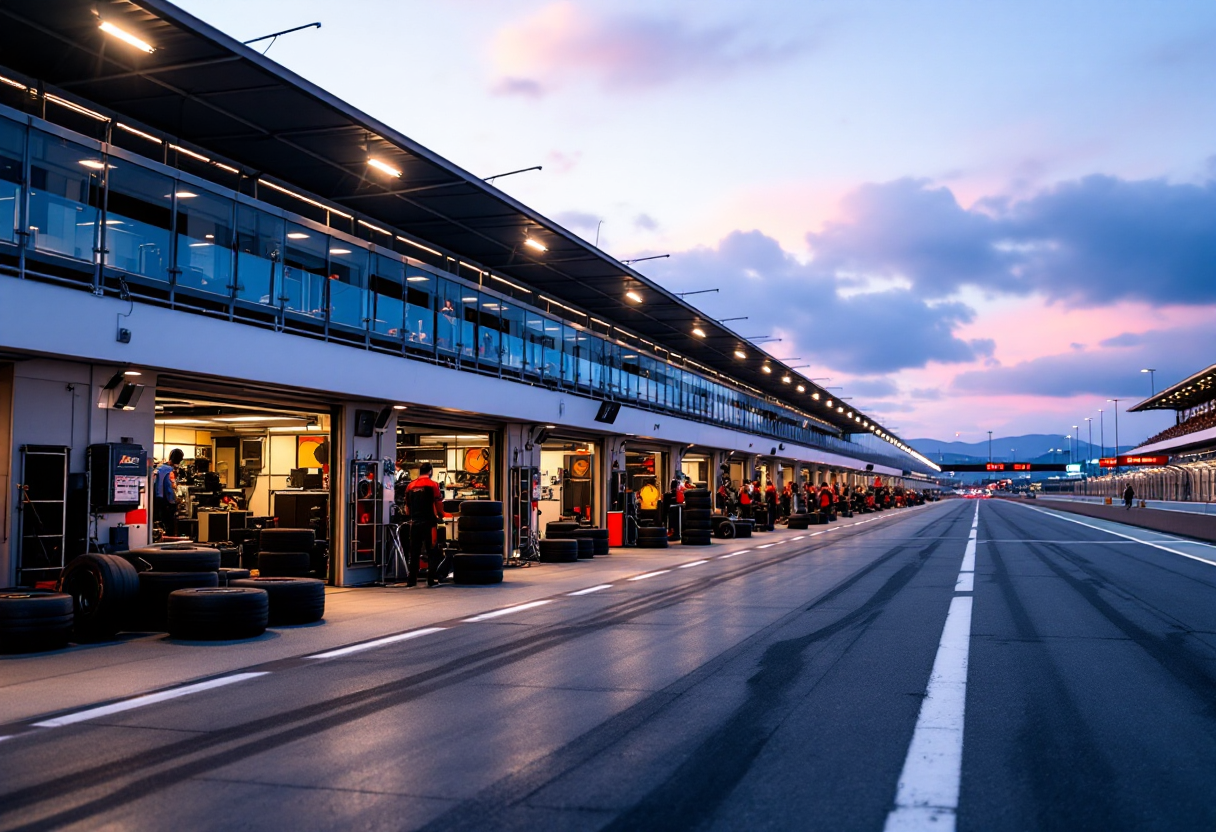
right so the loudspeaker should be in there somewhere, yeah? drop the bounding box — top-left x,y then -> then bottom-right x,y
532,426 -> 551,446
353,409 -> 376,437
594,401 -> 621,424
374,406 -> 394,432
865,464 -> 874,471
111,383 -> 144,411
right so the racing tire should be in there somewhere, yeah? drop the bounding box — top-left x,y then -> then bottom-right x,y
457,530 -> 505,548
459,500 -> 503,517
57,554 -> 140,641
545,521 -> 580,538
125,545 -> 221,573
458,515 -> 504,532
217,545 -> 241,568
637,538 -> 669,549
681,532 -> 713,546
574,538 -> 595,559
716,521 -> 737,539
231,577 -> 325,625
258,529 -> 316,553
459,544 -> 504,556
218,567 -> 252,586
539,539 -> 579,563
454,569 -> 504,585
137,572 -> 219,631
735,523 -> 753,538
257,551 -> 311,578
167,588 -> 268,640
0,589 -> 74,653
592,540 -> 610,556
453,553 -> 504,571
572,528 -> 609,540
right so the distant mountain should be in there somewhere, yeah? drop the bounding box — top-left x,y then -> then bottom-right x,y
908,434 -> 1133,464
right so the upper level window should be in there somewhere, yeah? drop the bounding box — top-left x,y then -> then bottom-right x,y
0,116 -> 23,245
105,160 -> 174,282
27,129 -> 101,263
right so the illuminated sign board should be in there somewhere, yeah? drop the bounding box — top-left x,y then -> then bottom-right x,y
946,463 -> 1066,473
1099,455 -> 1169,468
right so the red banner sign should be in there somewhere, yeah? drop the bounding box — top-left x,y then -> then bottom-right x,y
1099,455 -> 1169,468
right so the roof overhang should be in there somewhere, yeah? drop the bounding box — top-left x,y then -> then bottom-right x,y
1129,362 -> 1216,413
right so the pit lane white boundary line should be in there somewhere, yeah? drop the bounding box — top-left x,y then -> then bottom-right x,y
1013,502 -> 1216,567
464,600 -> 552,621
884,501 -> 979,832
307,627 -> 447,659
31,672 -> 270,728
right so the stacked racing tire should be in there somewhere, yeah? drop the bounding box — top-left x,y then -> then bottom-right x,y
636,526 -> 669,549
539,539 -> 579,563
231,577 -> 325,625
682,488 -> 713,546
0,589 -> 74,653
167,587 -> 269,640
455,500 -> 504,585
257,529 -> 315,578
125,544 -> 222,631
572,528 -> 610,556
58,553 -> 140,641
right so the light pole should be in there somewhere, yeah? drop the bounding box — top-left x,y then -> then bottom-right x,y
1141,368 -> 1156,396
1066,435 -> 1073,464
1072,426 -> 1079,466
988,431 -> 993,463
1098,409 -> 1105,459
1108,398 -> 1121,469
1085,417 -> 1093,473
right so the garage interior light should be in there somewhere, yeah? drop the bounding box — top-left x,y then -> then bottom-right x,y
99,20 -> 155,53
524,238 -> 548,253
761,365 -> 772,373
796,384 -> 805,392
692,327 -> 706,338
782,375 -> 791,383
367,157 -> 402,178
734,349 -> 746,359
287,232 -> 310,240
626,290 -> 643,303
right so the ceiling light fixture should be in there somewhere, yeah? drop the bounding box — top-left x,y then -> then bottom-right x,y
796,384 -> 805,392
761,365 -> 772,374
367,157 -> 402,178
782,375 -> 791,383
287,232 -> 310,240
734,349 -> 746,359
626,290 -> 643,303
524,238 -> 547,253
692,327 -> 706,338
99,20 -> 155,53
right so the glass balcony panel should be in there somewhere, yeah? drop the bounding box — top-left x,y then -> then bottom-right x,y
477,296 -> 501,367
561,325 -> 577,385
234,205 -> 283,307
27,130 -> 101,262
174,187 -> 234,296
524,312 -> 546,377
0,116 -> 23,245
327,242 -> 368,330
500,303 -> 525,370
282,222 -> 327,318
370,253 -> 405,340
104,161 -> 174,281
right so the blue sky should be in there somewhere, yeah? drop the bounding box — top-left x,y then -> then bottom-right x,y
179,0 -> 1216,444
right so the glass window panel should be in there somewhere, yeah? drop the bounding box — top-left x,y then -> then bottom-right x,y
27,130 -> 101,262
524,312 -> 546,377
435,279 -> 466,355
281,222 -> 327,318
174,187 -> 233,296
234,205 -> 282,306
622,349 -> 639,400
326,241 -> 368,329
541,317 -> 562,381
499,303 -> 525,370
404,266 -> 434,350
477,296 -> 501,366
0,117 -> 24,245
457,289 -> 478,360
104,161 -> 174,281
369,252 -> 405,339
562,325 -> 577,384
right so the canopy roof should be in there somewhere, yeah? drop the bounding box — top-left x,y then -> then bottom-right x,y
1129,363 -> 1216,413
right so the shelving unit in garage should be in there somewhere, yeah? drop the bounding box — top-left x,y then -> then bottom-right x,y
349,459 -> 382,567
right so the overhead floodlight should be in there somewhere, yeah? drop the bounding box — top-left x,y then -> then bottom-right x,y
367,157 -> 402,178
99,20 -> 155,53
826,399 -> 833,407
692,327 -> 706,338
782,376 -> 791,384
796,384 -> 805,392
812,392 -> 820,400
761,365 -> 772,374
734,349 -> 746,359
524,238 -> 547,253
626,290 -> 643,303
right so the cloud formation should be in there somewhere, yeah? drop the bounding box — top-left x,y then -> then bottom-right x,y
651,230 -> 992,375
492,3 -> 807,96
806,173 -> 1216,307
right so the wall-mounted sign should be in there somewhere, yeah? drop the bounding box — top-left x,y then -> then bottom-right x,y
1099,455 -> 1169,468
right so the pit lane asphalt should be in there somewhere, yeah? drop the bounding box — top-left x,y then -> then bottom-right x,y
1,499 -> 1212,831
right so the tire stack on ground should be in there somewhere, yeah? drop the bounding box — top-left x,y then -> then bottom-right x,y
573,528 -> 610,556
454,500 -> 505,585
167,587 -> 269,640
787,514 -> 811,531
734,519 -> 754,538
636,526 -> 669,549
58,553 -> 140,641
125,544 -> 221,631
231,577 -> 325,625
682,489 -> 713,546
257,529 -> 316,578
539,539 -> 579,563
0,589 -> 74,653
545,521 -> 580,539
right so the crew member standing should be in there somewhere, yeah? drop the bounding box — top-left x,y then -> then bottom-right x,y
765,480 -> 778,529
1123,483 -> 1135,510
405,462 -> 446,587
153,448 -> 184,537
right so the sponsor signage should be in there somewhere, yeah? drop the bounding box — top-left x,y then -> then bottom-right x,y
946,463 -> 1066,473
1099,455 -> 1169,468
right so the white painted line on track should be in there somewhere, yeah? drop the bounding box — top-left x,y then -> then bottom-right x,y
628,570 -> 671,581
790,535 -> 805,541
960,537 -> 976,572
1014,502 -> 1216,567
678,560 -> 708,569
32,673 -> 270,728
463,600 -> 552,622
954,572 -> 974,593
568,584 -> 613,596
884,595 -> 974,832
810,531 -> 825,536
0,736 -> 11,743
719,549 -> 749,559
757,543 -> 776,549
306,627 -> 447,659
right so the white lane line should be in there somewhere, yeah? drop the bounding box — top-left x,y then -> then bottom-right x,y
463,600 -> 552,622
810,531 -> 825,536
307,627 -> 446,659
32,673 -> 269,728
954,572 -> 974,592
884,595 -> 974,832
719,549 -> 750,559
960,536 -> 976,572
628,570 -> 671,581
678,560 -> 709,569
0,736 -> 11,743
790,535 -> 805,541
757,543 -> 776,549
1014,503 -> 1216,567
568,584 -> 613,596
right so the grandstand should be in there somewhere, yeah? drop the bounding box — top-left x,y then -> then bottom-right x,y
1066,362 -> 1216,503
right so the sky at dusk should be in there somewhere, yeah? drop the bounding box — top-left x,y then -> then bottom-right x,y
179,0 -> 1216,447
